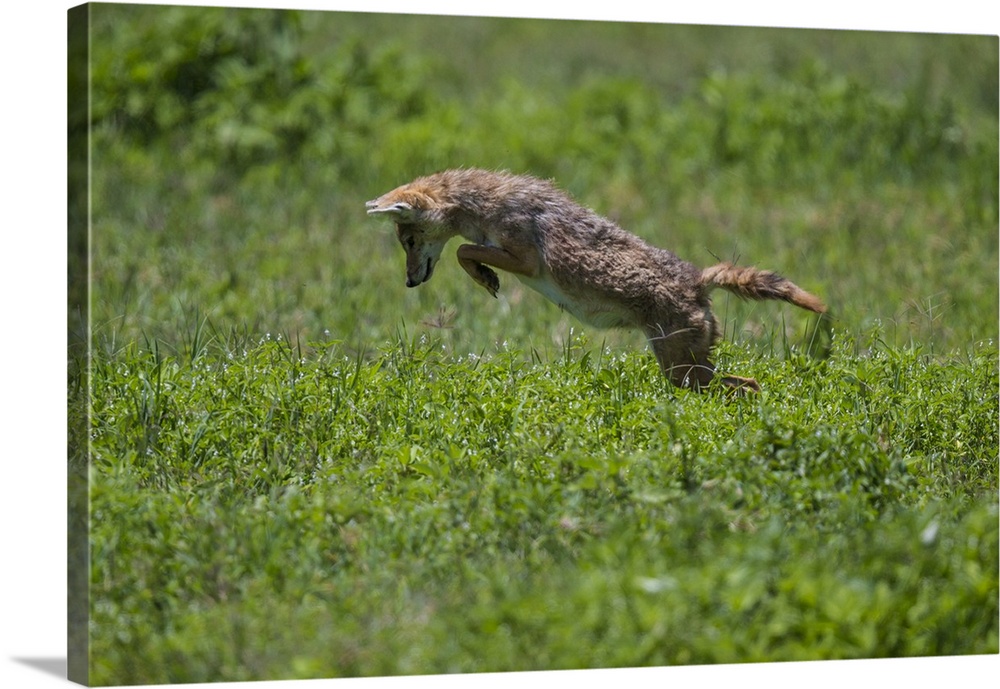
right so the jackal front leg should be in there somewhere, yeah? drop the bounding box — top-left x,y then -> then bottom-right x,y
456,244 -> 541,298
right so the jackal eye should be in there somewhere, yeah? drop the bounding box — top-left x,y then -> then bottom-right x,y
404,237 -> 415,249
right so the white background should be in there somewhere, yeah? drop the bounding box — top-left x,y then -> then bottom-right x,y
2,1 -> 997,688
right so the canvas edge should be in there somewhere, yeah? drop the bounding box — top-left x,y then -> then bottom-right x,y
68,2 -> 91,686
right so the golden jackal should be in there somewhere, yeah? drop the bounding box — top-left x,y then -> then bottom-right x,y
366,168 -> 826,392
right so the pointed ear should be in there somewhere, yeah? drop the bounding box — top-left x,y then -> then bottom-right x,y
365,200 -> 415,219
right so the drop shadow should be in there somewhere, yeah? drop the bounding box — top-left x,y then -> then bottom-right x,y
12,657 -> 67,679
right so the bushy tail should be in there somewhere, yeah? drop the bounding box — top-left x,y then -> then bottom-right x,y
701,262 -> 827,314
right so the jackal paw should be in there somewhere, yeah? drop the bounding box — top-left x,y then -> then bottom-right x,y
475,265 -> 500,297
721,375 -> 761,395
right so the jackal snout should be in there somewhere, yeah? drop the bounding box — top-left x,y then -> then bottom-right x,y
406,257 -> 435,287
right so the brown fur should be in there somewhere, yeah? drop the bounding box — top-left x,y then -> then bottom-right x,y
367,168 -> 827,392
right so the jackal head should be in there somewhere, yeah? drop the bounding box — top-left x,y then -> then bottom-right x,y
366,185 -> 453,288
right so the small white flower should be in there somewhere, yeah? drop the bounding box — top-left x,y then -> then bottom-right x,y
920,520 -> 939,546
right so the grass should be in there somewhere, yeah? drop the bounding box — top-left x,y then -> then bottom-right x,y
73,4 -> 999,685
85,332 -> 997,683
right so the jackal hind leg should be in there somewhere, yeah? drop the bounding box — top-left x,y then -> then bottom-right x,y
645,323 -> 758,393
646,325 -> 714,391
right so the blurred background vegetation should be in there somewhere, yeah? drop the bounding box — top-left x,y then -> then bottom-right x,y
87,5 -> 998,361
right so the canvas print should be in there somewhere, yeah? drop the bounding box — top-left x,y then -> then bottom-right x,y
68,3 -> 999,686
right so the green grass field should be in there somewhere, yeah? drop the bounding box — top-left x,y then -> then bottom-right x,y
73,5 -> 998,685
